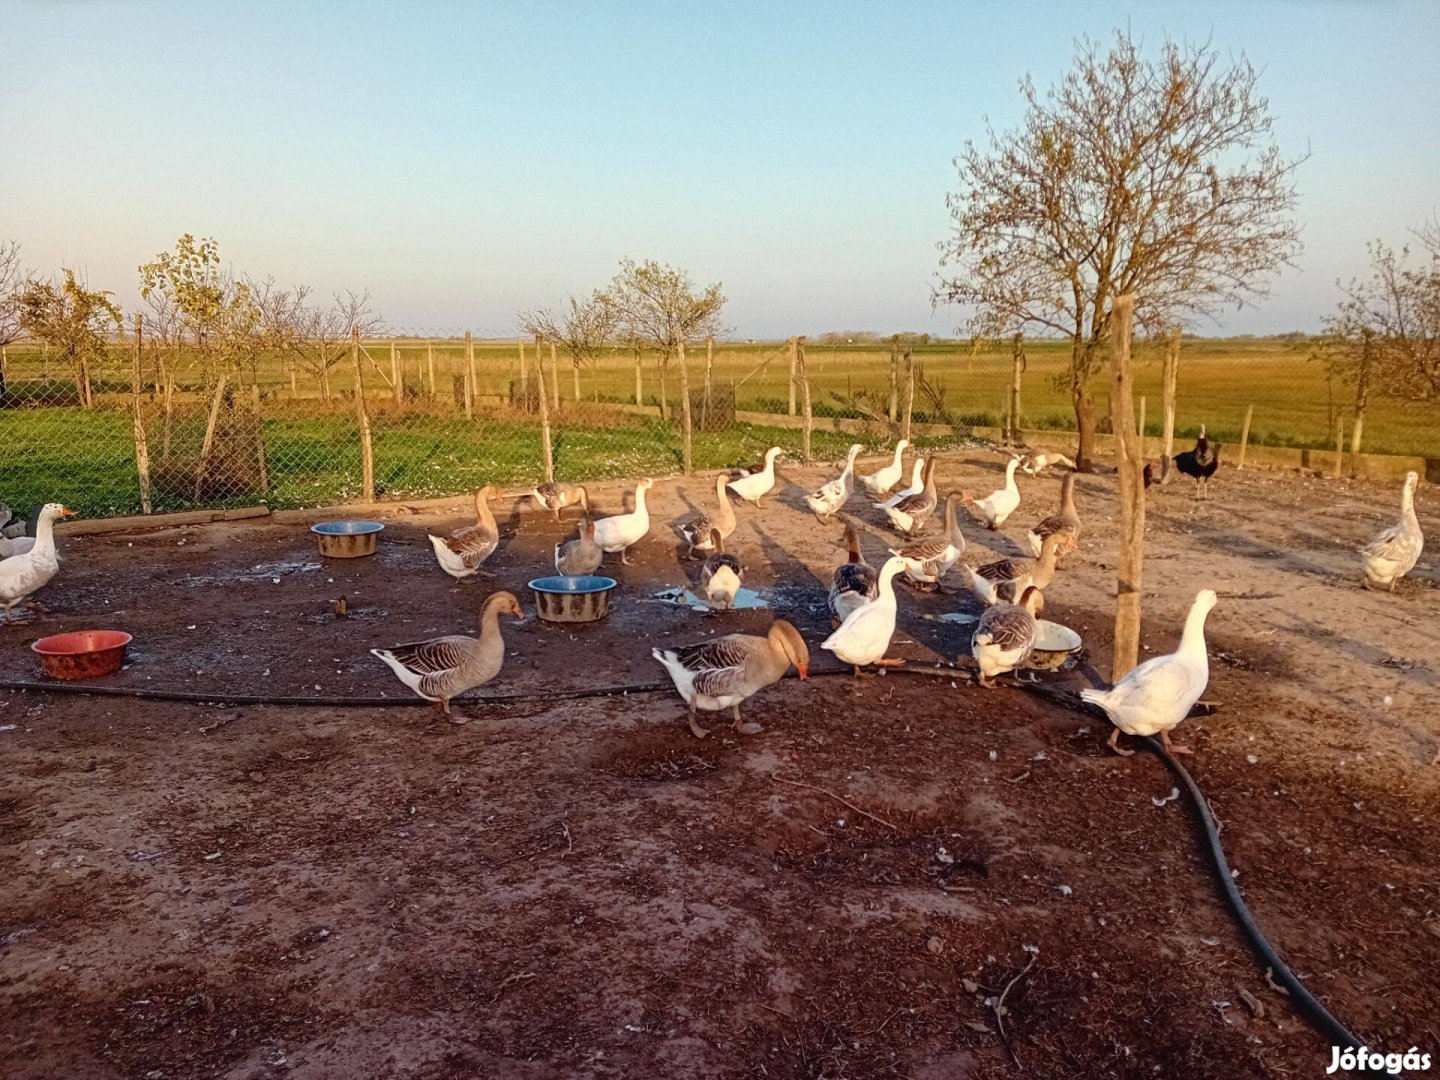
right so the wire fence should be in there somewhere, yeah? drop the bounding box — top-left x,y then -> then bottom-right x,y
1,331 -> 1437,520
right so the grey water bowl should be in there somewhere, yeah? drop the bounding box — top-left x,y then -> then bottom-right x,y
528,575 -> 618,623
311,520 -> 384,559
1026,619 -> 1083,670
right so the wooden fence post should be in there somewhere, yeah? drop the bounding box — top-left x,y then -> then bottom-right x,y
427,341 -> 436,399
251,383 -> 269,494
633,345 -> 643,406
788,339 -> 797,416
1009,332 -> 1025,444
1237,404 -> 1254,470
1334,419 -> 1345,479
131,314 -> 152,514
702,334 -> 714,430
798,336 -> 813,463
902,348 -> 915,442
390,341 -> 402,405
1108,294 -> 1144,682
352,329 -> 374,502
888,336 -> 899,423
549,341 -> 561,411
1137,395 -> 1147,448
466,331 -> 477,401
195,374 -> 229,501
520,337 -> 529,400
535,337 -> 555,482
677,339 -> 694,475
463,369 -> 474,419
1161,329 -> 1179,464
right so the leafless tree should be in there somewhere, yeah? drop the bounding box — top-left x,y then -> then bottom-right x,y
517,290 -> 618,402
937,29 -> 1304,468
603,258 -> 726,421
0,239 -> 25,348
1314,233 -> 1440,454
298,291 -> 384,401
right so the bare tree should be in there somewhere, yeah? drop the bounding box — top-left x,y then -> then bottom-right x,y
0,239 -> 25,348
603,258 -> 727,422
937,30 -> 1304,468
517,290 -> 618,402
298,291 -> 384,401
1319,236 -> 1440,421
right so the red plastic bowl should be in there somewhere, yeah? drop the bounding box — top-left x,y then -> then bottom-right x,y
31,630 -> 133,680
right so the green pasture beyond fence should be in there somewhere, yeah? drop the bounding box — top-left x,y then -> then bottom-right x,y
1,335 -> 1437,519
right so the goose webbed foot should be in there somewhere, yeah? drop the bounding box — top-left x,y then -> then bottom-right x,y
1107,728 -> 1135,756
1160,730 -> 1191,755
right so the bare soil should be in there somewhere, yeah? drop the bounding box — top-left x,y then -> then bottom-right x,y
2,447 -> 1438,1079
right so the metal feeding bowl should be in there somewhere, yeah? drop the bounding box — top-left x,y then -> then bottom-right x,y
32,630 -> 133,680
1026,619 -> 1083,671
311,520 -> 384,558
528,575 -> 618,623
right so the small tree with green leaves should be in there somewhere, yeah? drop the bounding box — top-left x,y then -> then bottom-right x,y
18,270 -> 122,407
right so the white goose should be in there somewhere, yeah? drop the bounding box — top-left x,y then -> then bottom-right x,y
726,447 -> 783,506
891,492 -> 966,590
592,478 -> 654,564
805,444 -> 864,520
821,555 -> 907,676
878,457 -> 926,509
1361,471 -> 1424,592
1081,589 -> 1216,756
859,439 -> 910,496
965,458 -> 1022,529
698,530 -> 743,610
0,503 -> 73,623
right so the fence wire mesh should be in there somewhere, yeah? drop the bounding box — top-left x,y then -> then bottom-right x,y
2,332 -> 1437,521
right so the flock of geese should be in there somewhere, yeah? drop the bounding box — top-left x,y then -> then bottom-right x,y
365,440 -> 1425,752
0,446 -> 1425,752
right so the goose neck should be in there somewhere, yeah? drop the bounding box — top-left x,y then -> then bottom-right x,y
1178,603 -> 1212,657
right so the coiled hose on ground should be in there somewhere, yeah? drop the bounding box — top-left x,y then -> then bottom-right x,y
0,666 -> 1401,1076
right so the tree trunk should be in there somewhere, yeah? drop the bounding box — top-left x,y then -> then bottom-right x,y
535,341 -> 554,482
1071,341 -> 1098,470
887,337 -> 899,423
131,316 -> 152,514
466,331 -> 477,401
902,349 -> 915,441
702,335 -> 714,430
678,340 -> 693,475
1009,332 -> 1025,445
798,337 -> 812,463
320,356 -> 332,402
195,374 -> 229,501
658,354 -> 670,421
1161,329 -> 1179,463
572,358 -> 581,402
633,346 -> 643,406
788,340 -> 797,416
548,342 -> 560,411
352,330 -> 374,502
1107,295 -> 1144,682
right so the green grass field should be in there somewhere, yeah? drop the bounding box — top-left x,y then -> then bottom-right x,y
2,336 -> 1435,519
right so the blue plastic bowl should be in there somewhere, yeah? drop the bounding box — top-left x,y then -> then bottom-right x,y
527,575 -> 618,622
311,520 -> 385,558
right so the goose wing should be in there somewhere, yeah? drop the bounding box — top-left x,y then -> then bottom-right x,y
974,606 -> 1034,651
384,635 -> 475,677
445,524 -> 498,567
977,556 -> 1033,582
1362,522 -> 1419,561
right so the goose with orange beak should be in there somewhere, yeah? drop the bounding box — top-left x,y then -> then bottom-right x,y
0,503 -> 74,624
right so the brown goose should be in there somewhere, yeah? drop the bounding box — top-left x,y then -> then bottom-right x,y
891,492 -> 966,590
428,485 -> 501,580
879,456 -> 938,536
371,591 -> 525,720
680,473 -> 738,557
971,586 -> 1043,687
828,518 -> 879,627
554,517 -> 603,576
1025,471 -> 1081,557
652,619 -> 809,738
531,481 -> 589,521
965,532 -> 1073,606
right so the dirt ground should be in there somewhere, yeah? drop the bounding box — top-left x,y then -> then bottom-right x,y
2,445 -> 1437,1079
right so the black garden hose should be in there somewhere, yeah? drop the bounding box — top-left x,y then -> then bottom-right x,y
0,665 -> 1403,1075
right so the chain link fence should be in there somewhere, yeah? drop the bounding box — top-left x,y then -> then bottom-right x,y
2,331 -> 1437,521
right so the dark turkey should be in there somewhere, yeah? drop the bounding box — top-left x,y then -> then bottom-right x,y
1173,425 -> 1220,499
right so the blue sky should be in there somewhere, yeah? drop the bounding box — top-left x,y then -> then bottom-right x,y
3,0 -> 1437,338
